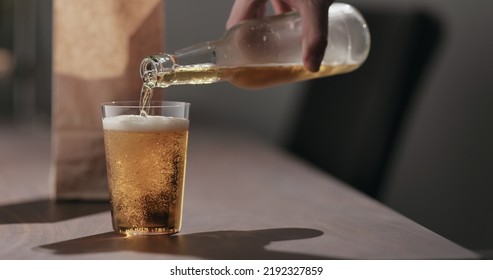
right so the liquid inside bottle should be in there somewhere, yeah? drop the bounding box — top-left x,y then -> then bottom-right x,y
151,63 -> 359,89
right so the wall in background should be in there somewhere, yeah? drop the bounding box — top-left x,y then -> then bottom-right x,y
164,0 -> 493,253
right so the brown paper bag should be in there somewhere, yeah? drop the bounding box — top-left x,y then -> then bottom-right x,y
51,0 -> 165,200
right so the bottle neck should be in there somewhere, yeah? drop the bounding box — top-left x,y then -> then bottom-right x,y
140,53 -> 175,87
173,41 -> 218,65
140,41 -> 227,88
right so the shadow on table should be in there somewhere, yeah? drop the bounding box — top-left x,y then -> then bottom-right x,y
0,199 -> 109,224
39,228 -> 334,259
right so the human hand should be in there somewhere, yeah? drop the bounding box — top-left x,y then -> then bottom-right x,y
226,0 -> 333,72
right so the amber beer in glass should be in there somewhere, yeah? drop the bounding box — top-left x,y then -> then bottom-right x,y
101,101 -> 190,235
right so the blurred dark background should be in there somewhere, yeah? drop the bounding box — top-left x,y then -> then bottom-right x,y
0,0 -> 51,123
0,0 -> 492,257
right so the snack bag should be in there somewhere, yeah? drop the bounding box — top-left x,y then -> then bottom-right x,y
51,0 -> 165,200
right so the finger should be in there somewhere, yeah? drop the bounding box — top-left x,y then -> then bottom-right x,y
226,0 -> 268,29
271,0 -> 292,14
296,0 -> 331,72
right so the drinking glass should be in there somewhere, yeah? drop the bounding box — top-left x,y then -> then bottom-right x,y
101,101 -> 190,235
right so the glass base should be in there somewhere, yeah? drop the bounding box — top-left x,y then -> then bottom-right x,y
115,227 -> 180,236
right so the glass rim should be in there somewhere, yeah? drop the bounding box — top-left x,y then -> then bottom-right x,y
101,101 -> 190,108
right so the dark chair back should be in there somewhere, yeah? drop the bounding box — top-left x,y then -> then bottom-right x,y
287,6 -> 443,198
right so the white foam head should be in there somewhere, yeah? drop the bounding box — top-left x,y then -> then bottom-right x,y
102,115 -> 189,132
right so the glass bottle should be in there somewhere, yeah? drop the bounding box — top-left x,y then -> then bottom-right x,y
140,3 -> 370,90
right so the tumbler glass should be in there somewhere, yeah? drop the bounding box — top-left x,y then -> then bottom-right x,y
101,101 -> 190,235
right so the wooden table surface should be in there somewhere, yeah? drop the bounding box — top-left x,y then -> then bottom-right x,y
0,125 -> 479,259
